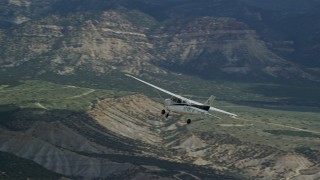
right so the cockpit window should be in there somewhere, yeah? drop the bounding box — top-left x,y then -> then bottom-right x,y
171,97 -> 185,104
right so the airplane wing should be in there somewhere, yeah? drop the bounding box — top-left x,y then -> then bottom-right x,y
209,107 -> 237,117
126,74 -> 237,117
125,74 -> 202,105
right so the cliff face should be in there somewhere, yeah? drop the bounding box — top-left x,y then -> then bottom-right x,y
0,0 -> 319,81
0,10 -> 164,76
151,16 -> 315,80
134,0 -> 320,68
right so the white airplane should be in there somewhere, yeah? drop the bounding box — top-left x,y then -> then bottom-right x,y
125,74 -> 237,124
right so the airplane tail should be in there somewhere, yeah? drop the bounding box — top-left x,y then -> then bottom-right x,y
204,95 -> 215,106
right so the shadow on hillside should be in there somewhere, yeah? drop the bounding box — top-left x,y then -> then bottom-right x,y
0,104 -> 75,131
0,104 -> 138,151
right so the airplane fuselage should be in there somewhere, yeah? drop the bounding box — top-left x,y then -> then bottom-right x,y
164,98 -> 210,115
166,104 -> 209,115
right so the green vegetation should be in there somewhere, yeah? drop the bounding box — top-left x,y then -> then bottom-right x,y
189,101 -> 320,151
0,79 -> 134,131
264,130 -> 320,138
0,80 -> 132,112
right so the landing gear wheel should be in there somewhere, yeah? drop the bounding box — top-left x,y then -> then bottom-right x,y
165,113 -> 169,118
187,119 -> 191,124
161,109 -> 166,115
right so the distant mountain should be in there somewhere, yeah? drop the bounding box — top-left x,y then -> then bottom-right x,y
0,0 -> 320,82
239,0 -> 320,67
126,0 -> 320,68
240,0 -> 320,12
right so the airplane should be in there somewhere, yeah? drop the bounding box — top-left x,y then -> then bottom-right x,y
125,74 -> 237,124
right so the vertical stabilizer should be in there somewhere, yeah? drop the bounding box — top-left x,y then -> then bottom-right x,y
204,95 -> 215,106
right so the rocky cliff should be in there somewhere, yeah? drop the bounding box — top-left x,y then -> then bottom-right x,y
0,0 -> 319,81
151,16 -> 316,81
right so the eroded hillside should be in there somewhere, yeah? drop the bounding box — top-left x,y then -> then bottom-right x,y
89,94 -> 320,179
1,94 -> 319,179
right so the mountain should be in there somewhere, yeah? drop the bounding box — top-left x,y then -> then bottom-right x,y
150,16 -> 315,81
239,0 -> 320,68
0,0 -> 320,82
127,0 -> 320,68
